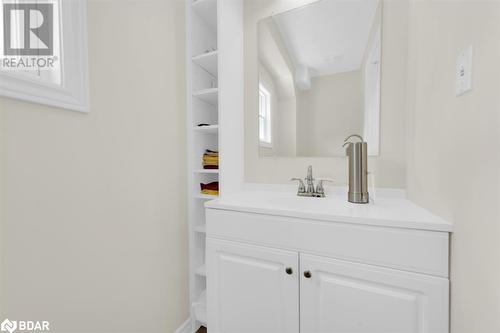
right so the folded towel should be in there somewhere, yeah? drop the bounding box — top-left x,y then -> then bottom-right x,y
201,189 -> 219,196
200,181 -> 219,196
202,149 -> 219,169
200,181 -> 219,191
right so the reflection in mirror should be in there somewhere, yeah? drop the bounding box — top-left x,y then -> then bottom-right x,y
258,0 -> 381,157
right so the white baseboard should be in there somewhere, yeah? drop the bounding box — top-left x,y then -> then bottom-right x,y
174,318 -> 192,333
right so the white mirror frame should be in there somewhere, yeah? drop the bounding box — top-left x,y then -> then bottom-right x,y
0,0 -> 89,113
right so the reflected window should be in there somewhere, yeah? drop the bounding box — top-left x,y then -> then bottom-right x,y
259,83 -> 272,147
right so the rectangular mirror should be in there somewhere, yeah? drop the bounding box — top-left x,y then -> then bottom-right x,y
258,0 -> 381,157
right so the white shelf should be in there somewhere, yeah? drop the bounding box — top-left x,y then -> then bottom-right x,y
192,50 -> 218,77
191,0 -> 217,30
194,194 -> 218,200
195,264 -> 207,277
188,0 -> 243,330
194,225 -> 207,233
194,124 -> 218,134
193,88 -> 218,106
193,290 -> 207,325
194,169 -> 219,174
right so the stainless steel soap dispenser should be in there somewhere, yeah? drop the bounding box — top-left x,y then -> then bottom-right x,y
343,134 -> 369,204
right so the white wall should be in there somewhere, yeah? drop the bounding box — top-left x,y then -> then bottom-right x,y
405,1 -> 500,332
245,0 -> 409,187
275,97 -> 296,156
295,70 -> 364,156
0,1 -> 188,332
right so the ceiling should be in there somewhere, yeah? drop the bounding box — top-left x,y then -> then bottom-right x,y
272,0 -> 380,77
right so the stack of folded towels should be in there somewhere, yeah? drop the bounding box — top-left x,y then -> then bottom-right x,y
202,149 -> 218,169
200,181 -> 219,196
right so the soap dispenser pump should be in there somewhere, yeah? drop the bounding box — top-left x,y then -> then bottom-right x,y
343,134 -> 369,204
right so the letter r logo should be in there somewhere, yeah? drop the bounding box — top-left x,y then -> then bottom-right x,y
3,3 -> 53,56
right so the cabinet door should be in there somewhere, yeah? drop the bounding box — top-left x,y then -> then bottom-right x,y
300,254 -> 449,333
207,238 -> 299,333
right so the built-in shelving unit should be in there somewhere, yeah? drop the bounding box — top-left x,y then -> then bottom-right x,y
192,50 -> 218,77
186,0 -> 243,331
194,225 -> 207,233
195,264 -> 207,277
194,169 -> 219,174
193,88 -> 218,106
194,194 -> 218,200
186,0 -> 218,331
191,0 -> 217,29
194,124 -> 219,134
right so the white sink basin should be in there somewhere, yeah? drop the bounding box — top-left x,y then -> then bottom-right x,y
205,190 -> 452,232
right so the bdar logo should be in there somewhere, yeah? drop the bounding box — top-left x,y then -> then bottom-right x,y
0,319 -> 17,333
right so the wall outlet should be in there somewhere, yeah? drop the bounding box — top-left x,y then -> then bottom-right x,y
456,45 -> 473,96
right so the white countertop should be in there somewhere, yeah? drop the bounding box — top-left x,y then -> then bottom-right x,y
205,189 -> 452,232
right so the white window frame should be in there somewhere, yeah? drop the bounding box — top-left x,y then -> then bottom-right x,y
259,83 -> 272,148
0,0 -> 89,113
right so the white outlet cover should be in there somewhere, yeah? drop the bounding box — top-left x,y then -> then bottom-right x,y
456,45 -> 473,96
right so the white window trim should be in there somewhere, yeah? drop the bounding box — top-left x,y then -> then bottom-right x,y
0,0 -> 89,113
259,83 -> 272,148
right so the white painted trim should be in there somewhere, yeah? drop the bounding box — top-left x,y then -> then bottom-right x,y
0,0 -> 89,113
186,1 -> 244,330
218,0 -> 245,195
173,318 -> 192,333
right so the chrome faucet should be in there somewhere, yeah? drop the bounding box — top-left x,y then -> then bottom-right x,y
292,165 -> 333,197
305,165 -> 315,195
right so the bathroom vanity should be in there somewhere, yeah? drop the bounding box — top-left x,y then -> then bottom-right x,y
205,190 -> 452,333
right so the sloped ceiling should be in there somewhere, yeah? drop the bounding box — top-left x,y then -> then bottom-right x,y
273,0 -> 379,77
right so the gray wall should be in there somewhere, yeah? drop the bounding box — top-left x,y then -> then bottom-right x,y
296,71 -> 363,156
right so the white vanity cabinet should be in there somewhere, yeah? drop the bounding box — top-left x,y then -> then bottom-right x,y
299,254 -> 448,333
207,239 -> 299,333
205,192 -> 452,333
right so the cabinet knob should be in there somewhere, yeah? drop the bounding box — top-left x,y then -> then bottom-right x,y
304,270 -> 312,278
285,267 -> 293,275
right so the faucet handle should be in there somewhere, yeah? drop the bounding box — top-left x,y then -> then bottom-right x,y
317,178 -> 335,183
291,178 -> 306,194
316,179 -> 334,197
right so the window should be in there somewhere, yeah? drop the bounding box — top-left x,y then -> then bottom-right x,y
259,83 -> 272,147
